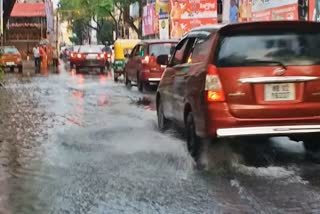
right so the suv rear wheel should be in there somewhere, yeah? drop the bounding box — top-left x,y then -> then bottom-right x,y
157,99 -> 169,132
186,112 -> 203,161
137,72 -> 144,92
124,70 -> 131,87
303,136 -> 320,152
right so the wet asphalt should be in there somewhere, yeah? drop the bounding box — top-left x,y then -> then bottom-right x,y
0,62 -> 320,214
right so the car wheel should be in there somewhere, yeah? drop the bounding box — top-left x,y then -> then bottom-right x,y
75,66 -> 80,73
137,73 -> 144,92
303,136 -> 320,152
303,136 -> 320,163
186,112 -> 203,161
10,67 -> 14,72
18,65 -> 23,73
124,70 -> 131,87
157,99 -> 169,132
100,67 -> 105,74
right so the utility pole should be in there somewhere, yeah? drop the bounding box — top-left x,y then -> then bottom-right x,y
0,0 -> 3,46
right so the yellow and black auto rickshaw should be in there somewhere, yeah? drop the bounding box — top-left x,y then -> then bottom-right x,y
113,39 -> 140,82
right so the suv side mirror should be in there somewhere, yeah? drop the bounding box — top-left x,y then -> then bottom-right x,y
156,54 -> 168,65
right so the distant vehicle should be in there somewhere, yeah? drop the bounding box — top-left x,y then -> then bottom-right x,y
69,45 -> 81,68
0,46 -> 23,73
73,45 -> 106,74
124,39 -> 178,91
113,39 -> 140,82
156,21 -> 320,161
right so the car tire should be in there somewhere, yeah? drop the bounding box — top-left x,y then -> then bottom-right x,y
75,66 -> 80,73
10,67 -> 14,72
137,73 -> 144,92
157,99 -> 169,132
18,65 -> 23,73
303,136 -> 320,152
124,70 -> 131,87
186,112 -> 203,161
100,67 -> 105,74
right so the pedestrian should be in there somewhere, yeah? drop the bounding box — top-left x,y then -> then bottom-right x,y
33,44 -> 41,73
39,44 -> 46,70
52,46 -> 59,68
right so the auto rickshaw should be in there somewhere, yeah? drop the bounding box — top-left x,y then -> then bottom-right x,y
113,39 -> 140,82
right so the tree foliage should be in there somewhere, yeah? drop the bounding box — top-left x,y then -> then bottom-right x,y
59,0 -> 142,39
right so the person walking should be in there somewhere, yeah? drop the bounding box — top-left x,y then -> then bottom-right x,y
33,44 -> 41,73
52,47 -> 59,68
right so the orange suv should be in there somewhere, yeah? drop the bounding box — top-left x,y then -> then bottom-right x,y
156,21 -> 320,160
0,46 -> 23,73
124,40 -> 178,91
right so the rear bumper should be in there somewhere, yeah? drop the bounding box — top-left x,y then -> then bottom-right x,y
141,71 -> 162,82
217,125 -> 320,138
205,102 -> 320,138
75,60 -> 105,68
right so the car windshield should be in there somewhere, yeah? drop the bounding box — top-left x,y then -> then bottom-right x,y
4,47 -> 19,54
149,43 -> 176,57
216,32 -> 320,67
79,45 -> 102,53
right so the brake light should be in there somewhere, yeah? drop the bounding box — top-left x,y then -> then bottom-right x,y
77,53 -> 83,59
97,53 -> 106,59
142,55 -> 150,64
70,53 -> 75,58
205,64 -> 225,102
107,53 -> 111,58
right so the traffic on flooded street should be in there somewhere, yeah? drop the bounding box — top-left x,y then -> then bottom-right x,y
2,0 -> 320,213
0,59 -> 320,213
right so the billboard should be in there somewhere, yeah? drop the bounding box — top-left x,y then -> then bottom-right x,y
142,3 -> 159,36
159,19 -> 169,39
169,0 -> 218,39
239,0 -> 252,22
251,0 -> 298,21
309,0 -> 320,21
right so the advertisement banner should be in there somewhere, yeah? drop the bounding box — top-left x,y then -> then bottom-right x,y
309,0 -> 320,21
143,4 -> 158,36
170,0 -> 218,39
159,19 -> 169,39
156,0 -> 170,15
251,0 -> 298,21
239,0 -> 252,22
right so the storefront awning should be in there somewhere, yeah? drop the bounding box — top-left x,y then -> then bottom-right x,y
11,3 -> 46,17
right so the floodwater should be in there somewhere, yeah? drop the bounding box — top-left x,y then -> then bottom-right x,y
0,63 -> 320,214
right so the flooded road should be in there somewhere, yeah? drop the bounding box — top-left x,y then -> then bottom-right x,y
1,64 -> 320,214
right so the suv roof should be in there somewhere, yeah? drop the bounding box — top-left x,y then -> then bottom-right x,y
218,21 -> 320,35
140,39 -> 179,45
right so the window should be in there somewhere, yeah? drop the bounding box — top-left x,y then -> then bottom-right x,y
134,45 -> 141,56
79,45 -> 102,53
170,39 -> 188,66
149,43 -> 177,57
131,46 -> 139,57
190,36 -> 213,63
216,31 -> 320,67
139,45 -> 145,57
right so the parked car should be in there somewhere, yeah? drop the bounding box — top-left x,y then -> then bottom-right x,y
124,39 -> 178,91
156,21 -> 320,161
69,45 -> 81,68
0,46 -> 23,73
73,45 -> 106,74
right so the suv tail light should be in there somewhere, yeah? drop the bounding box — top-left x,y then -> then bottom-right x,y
205,64 -> 225,102
106,53 -> 111,58
70,53 -> 75,58
97,53 -> 106,59
77,53 -> 84,59
142,55 -> 150,64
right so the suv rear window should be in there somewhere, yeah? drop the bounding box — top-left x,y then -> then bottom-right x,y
79,46 -> 102,53
216,32 -> 320,67
149,43 -> 176,57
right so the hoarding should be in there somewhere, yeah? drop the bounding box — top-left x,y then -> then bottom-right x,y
309,0 -> 320,21
159,19 -> 169,39
169,0 -> 218,39
143,4 -> 158,36
251,0 -> 298,21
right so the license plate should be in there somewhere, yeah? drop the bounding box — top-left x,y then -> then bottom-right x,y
264,83 -> 295,101
6,62 -> 15,66
87,54 -> 96,59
